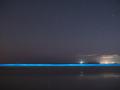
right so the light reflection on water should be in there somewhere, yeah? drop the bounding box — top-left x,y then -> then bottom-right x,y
0,72 -> 120,79
0,72 -> 120,89
77,72 -> 120,79
1,67 -> 120,89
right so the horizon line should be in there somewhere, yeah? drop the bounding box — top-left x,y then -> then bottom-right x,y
0,64 -> 120,67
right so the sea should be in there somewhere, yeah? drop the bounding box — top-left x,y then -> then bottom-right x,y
0,66 -> 120,90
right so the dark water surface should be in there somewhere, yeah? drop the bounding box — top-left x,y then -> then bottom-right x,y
0,67 -> 120,90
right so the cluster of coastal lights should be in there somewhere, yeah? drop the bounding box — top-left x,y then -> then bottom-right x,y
79,60 -> 115,64
79,55 -> 118,64
100,61 -> 115,64
99,55 -> 117,64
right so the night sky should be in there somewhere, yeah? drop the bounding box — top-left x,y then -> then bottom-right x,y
0,0 -> 120,63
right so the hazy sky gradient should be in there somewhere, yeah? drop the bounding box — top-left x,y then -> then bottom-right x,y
1,0 -> 120,62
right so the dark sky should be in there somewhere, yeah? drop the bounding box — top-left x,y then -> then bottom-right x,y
0,0 -> 120,61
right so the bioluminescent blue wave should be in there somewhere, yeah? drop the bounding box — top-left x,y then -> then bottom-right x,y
0,64 -> 120,67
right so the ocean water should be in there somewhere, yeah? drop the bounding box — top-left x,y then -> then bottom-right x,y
0,67 -> 120,90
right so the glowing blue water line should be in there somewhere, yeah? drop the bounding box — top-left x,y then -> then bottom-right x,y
0,64 -> 120,67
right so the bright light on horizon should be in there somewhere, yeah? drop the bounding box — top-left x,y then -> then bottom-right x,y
98,55 -> 120,64
79,60 -> 84,64
100,61 -> 115,64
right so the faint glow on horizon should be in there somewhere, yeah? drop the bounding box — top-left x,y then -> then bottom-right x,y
98,55 -> 120,64
100,61 -> 115,64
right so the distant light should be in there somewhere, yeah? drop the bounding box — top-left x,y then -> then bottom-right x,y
100,62 -> 108,64
100,61 -> 115,64
111,62 -> 115,64
98,55 -> 119,64
102,61 -> 109,64
80,60 -> 84,64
